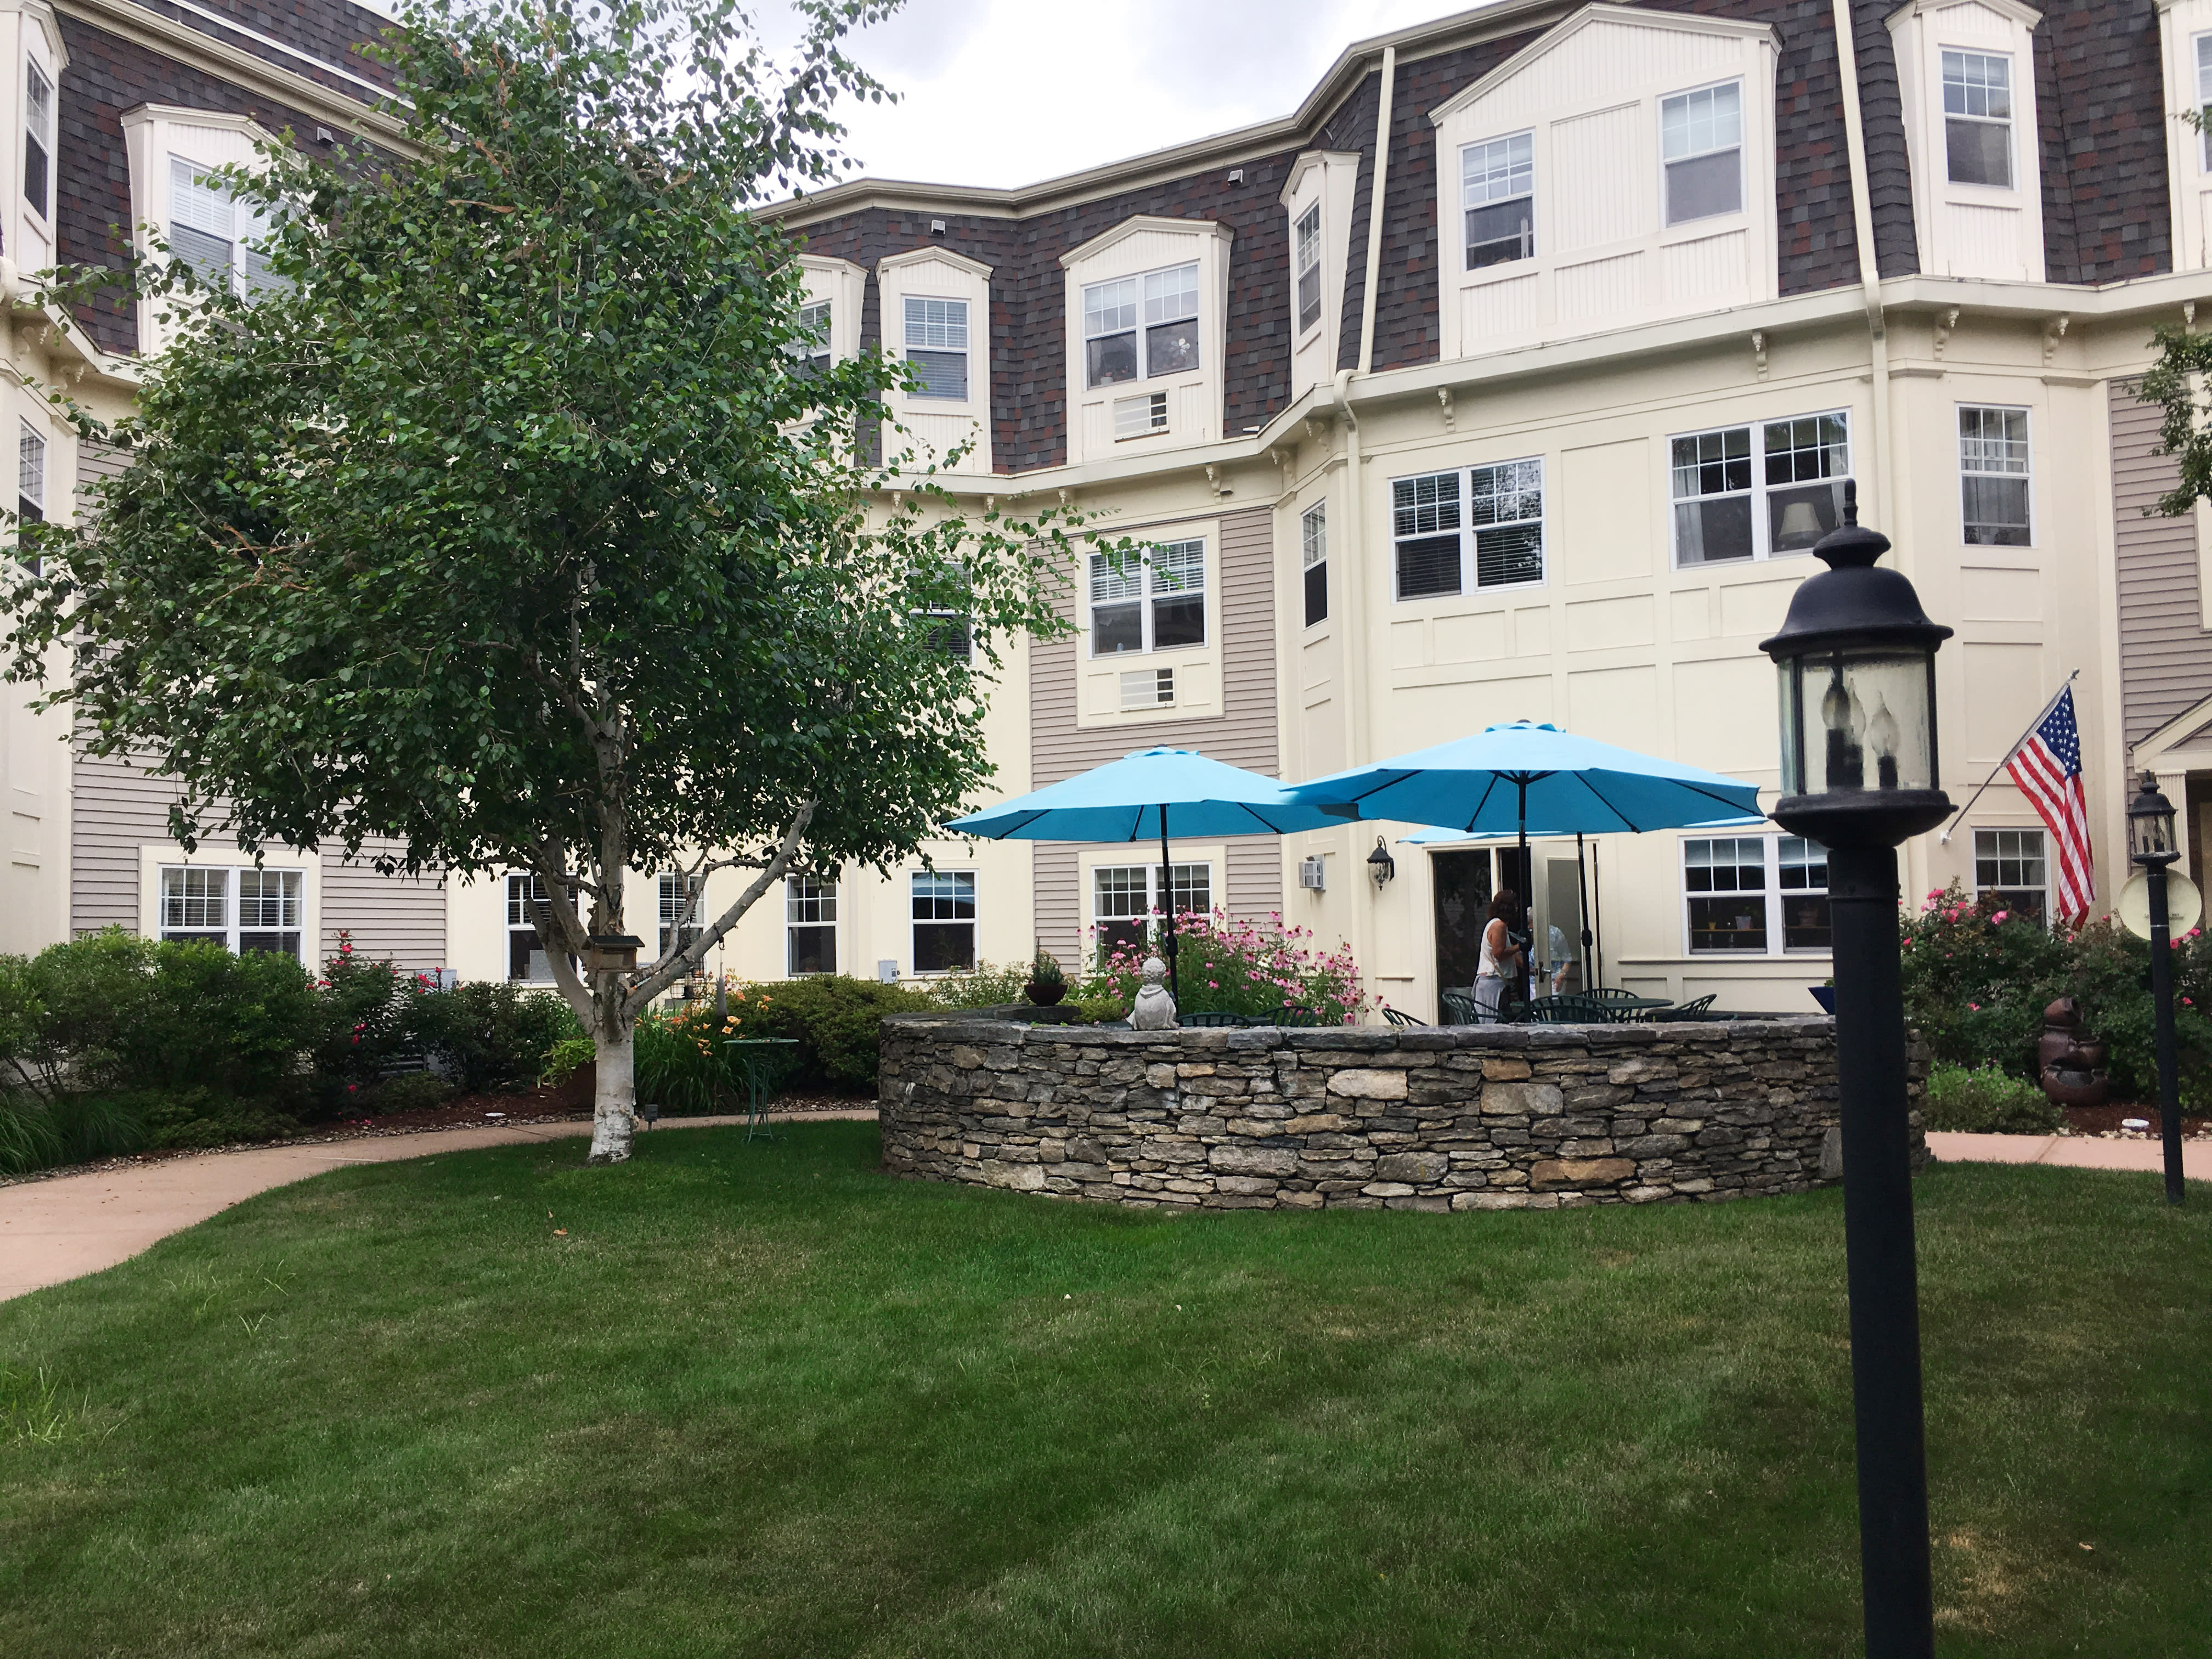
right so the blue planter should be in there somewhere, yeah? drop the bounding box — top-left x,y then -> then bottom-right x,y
1808,985 -> 1836,1014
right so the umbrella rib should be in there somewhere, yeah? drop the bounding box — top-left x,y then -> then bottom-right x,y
1462,772 -> 1502,830
1577,774 -> 1644,834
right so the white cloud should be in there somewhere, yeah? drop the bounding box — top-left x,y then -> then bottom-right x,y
778,0 -> 1478,189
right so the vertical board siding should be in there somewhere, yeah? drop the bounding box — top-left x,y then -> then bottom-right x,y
2111,380 -> 2212,746
1031,506 -> 1280,964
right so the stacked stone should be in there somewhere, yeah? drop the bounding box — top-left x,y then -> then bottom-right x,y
877,1018 -> 1924,1212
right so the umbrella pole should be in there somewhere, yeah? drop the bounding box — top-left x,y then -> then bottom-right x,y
1592,841 -> 1605,991
1159,808 -> 1179,1005
1577,832 -> 1592,994
1516,778 -> 1531,1011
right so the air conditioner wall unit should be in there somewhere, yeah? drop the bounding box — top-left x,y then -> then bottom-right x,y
1298,855 -> 1327,891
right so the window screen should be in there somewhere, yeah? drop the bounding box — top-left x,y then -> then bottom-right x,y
1942,50 -> 2012,188
1661,82 -> 1743,224
903,296 -> 968,399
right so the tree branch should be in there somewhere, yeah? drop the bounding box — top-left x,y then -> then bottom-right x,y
623,798 -> 814,1014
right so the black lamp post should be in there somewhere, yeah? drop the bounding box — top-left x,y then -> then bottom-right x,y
1760,483 -> 1951,1659
2127,775 -> 2187,1206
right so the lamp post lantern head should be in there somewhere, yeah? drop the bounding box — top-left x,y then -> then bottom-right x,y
1760,482 -> 1954,849
2128,774 -> 2180,867
1367,836 -> 1396,888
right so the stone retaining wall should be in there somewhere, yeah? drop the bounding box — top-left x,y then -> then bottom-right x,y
877,1017 -> 1925,1212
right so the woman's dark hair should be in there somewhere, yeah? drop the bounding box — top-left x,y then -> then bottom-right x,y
1486,888 -> 1521,927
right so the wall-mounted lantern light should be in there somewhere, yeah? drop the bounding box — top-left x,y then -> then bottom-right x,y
1367,837 -> 1396,888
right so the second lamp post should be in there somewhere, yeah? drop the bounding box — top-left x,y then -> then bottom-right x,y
1762,483 -> 1951,1659
2126,776 -> 2188,1205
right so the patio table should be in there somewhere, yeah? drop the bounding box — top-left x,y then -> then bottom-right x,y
724,1038 -> 799,1142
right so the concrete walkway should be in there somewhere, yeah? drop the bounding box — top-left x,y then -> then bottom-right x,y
1927,1130 -> 2212,1181
0,1110 -> 873,1302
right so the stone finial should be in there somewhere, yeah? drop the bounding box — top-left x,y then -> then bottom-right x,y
1129,955 -> 1178,1030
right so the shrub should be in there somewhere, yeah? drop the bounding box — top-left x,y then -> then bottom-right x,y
137,1087 -> 300,1150
540,1035 -> 594,1086
410,981 -> 582,1096
923,961 -> 1031,1009
1084,910 -> 1369,1024
362,1072 -> 456,1114
1923,1065 -> 2063,1134
309,934 -> 434,1092
1899,886 -> 2072,1079
739,975 -> 935,1093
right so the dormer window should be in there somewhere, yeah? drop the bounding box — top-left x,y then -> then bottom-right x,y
1661,81 -> 1743,224
23,59 -> 52,221
2198,35 -> 2212,170
791,298 -> 832,378
169,157 -> 278,295
903,296 -> 968,399
1462,132 -> 1533,268
1941,50 -> 2011,187
1084,262 -> 1199,390
1294,206 -> 1323,332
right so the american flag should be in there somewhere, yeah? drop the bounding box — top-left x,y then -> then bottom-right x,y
2005,687 -> 2094,923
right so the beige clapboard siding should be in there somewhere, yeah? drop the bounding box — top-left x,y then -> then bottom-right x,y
1030,505 -> 1282,964
65,442 -> 446,968
2110,382 -> 2212,747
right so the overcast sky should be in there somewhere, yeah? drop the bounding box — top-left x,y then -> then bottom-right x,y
766,0 -> 1483,189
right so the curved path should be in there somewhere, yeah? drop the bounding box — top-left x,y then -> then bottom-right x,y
2,1120 -> 2196,1305
0,1110 -> 874,1302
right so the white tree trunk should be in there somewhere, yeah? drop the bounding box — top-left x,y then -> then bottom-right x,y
588,1024 -> 637,1164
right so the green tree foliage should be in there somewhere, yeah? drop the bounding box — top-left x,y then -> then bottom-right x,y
1,0 -> 1088,1163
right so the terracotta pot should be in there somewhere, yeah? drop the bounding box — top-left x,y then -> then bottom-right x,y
1025,980 -> 1068,1006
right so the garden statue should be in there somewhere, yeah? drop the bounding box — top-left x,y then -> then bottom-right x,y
1129,956 -> 1178,1030
2037,995 -> 2109,1109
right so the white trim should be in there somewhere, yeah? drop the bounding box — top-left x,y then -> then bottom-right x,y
1680,832 -> 1831,958
785,871 -> 841,977
908,866 -> 978,977
137,845 -> 321,963
1058,214 -> 1231,270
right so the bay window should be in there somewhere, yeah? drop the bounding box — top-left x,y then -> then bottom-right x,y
1942,49 -> 2012,188
1089,538 -> 1206,655
1959,405 -> 2030,545
1462,131 -> 1534,269
1294,205 -> 1323,332
1661,81 -> 1743,225
1671,411 -> 1851,567
1084,261 -> 1200,390
903,296 -> 968,399
1391,459 -> 1544,601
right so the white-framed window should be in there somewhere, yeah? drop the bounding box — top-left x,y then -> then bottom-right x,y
159,865 -> 304,959
902,296 -> 968,399
1959,405 -> 2031,545
657,872 -> 703,966
911,870 -> 975,973
506,872 -> 571,983
917,610 -> 972,661
787,874 -> 838,975
1660,81 -> 1743,225
18,421 -> 45,526
791,298 -> 832,377
2198,35 -> 2212,171
1671,410 -> 1852,567
1390,459 -> 1544,601
23,57 -> 52,223
1462,131 -> 1534,268
1683,834 -> 1830,955
169,156 -> 276,295
1294,204 -> 1324,333
1973,827 -> 2049,924
1082,261 -> 1200,391
1089,538 -> 1205,656
1941,49 -> 2012,188
1092,862 -> 1211,964
1301,500 -> 1328,628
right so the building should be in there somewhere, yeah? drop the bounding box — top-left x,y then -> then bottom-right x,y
9,0 -> 2211,1023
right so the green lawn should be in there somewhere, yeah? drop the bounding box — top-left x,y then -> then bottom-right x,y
2,1125 -> 2205,1658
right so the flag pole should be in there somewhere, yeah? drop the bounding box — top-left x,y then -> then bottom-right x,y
1936,669 -> 2080,845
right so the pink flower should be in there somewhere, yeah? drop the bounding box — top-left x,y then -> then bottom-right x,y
1969,1002 -> 1980,1011
1993,910 -> 2008,924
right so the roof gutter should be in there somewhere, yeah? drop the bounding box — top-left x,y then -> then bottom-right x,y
1357,46 -> 1395,377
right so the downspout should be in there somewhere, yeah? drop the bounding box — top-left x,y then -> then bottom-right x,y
1832,0 -> 1892,522
1345,45 -> 1394,1008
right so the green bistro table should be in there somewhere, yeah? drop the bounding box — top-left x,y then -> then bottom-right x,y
724,1038 -> 799,1142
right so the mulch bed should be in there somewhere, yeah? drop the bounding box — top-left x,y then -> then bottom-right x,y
2060,1102 -> 2212,1139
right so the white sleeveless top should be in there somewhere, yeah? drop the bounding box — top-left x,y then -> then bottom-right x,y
1476,919 -> 1504,979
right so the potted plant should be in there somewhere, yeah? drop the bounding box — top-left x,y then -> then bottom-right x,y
1024,947 -> 1068,1007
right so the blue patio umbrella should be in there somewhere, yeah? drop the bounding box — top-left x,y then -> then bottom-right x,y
946,747 -> 1341,999
1290,721 -> 1764,1005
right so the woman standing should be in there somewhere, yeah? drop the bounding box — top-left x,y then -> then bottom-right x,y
1474,888 -> 1524,1023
